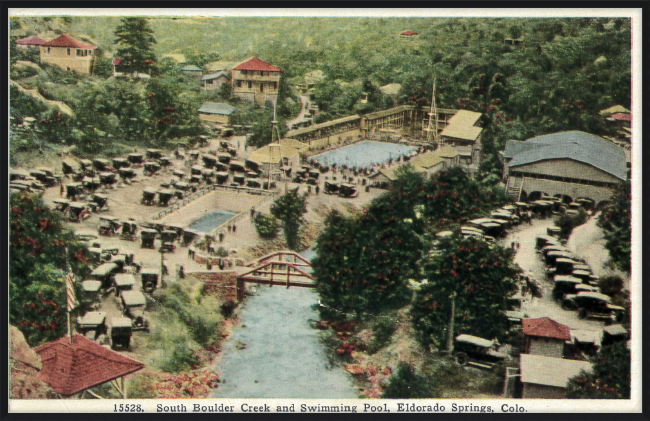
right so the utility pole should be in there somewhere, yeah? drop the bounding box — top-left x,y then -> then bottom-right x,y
446,292 -> 456,354
426,78 -> 436,144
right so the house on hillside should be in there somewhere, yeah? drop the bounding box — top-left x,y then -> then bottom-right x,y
439,110 -> 483,166
400,30 -> 419,39
231,57 -> 282,105
16,35 -> 46,49
370,146 -> 461,188
520,354 -> 592,399
181,65 -> 203,79
40,34 -> 97,75
503,131 -> 627,205
111,58 -> 151,79
523,317 -> 571,358
504,37 -> 525,45
202,71 -> 230,91
198,102 -> 237,128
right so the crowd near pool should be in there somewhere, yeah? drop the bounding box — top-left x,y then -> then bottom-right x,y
188,210 -> 236,233
311,140 -> 418,169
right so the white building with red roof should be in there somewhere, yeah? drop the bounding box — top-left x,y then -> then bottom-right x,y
16,35 -> 46,49
34,334 -> 144,398
40,34 -> 97,75
523,317 -> 571,358
231,57 -> 282,105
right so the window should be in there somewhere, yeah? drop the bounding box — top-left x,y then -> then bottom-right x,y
260,83 -> 264,92
67,48 -> 71,55
242,70 -> 247,76
76,49 -> 81,56
47,47 -> 51,54
237,80 -> 242,88
248,81 -> 252,89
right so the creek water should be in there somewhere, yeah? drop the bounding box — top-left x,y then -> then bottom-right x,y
211,248 -> 357,398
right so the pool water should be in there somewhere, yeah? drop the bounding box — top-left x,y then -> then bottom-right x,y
188,210 -> 236,233
311,140 -> 417,168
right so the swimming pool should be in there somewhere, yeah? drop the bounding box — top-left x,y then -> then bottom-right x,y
310,140 -> 417,169
188,210 -> 236,233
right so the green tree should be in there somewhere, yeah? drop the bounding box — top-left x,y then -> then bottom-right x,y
411,235 -> 519,350
270,189 -> 308,251
313,167 -> 424,318
381,363 -> 439,399
567,342 -> 630,399
10,192 -> 92,347
597,182 -> 631,272
113,17 -> 156,76
253,213 -> 280,239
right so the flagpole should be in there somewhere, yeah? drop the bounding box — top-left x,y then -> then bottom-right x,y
66,247 -> 74,344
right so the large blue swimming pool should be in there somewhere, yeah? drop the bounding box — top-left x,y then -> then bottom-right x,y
188,210 -> 236,233
311,141 -> 417,169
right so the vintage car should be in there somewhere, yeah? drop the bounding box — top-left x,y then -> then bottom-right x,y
454,334 -> 507,369
110,317 -> 133,350
216,172 -> 229,185
339,183 -> 359,198
562,292 -> 625,323
553,275 -> 583,300
142,188 -> 158,206
157,189 -> 175,207
80,280 -> 103,311
119,291 -> 149,332
77,311 -> 107,340
202,154 -> 218,169
160,230 -> 177,253
98,216 -> 121,236
112,158 -> 130,170
113,274 -> 136,296
68,202 -> 92,222
127,153 -> 144,165
92,158 -> 111,172
121,220 -> 139,241
143,162 -> 161,175
182,228 -> 198,246
140,229 -> 158,249
141,268 -> 160,293
146,149 -> 163,160
90,262 -> 120,289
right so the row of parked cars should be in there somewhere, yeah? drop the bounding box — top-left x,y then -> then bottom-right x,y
10,167 -> 60,194
536,233 -> 625,324
74,230 -> 162,350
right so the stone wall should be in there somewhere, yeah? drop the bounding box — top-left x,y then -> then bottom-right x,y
188,270 -> 238,302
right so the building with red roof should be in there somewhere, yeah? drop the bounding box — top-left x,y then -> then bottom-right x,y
16,35 -> 46,48
400,30 -> 419,38
523,317 -> 571,358
40,34 -> 97,75
231,57 -> 281,105
34,334 -> 144,397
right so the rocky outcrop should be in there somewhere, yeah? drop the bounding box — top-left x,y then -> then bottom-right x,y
10,326 -> 52,399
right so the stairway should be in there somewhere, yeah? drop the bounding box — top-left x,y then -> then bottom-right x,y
506,176 -> 525,202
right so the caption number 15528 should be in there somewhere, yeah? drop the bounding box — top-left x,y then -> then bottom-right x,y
114,404 -> 144,412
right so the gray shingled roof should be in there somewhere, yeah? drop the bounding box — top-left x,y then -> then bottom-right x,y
202,71 -> 230,81
506,131 -> 627,181
504,140 -> 539,159
181,65 -> 202,72
198,102 -> 237,115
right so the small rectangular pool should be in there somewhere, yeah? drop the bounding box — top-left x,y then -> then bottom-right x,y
310,140 -> 417,169
188,210 -> 236,233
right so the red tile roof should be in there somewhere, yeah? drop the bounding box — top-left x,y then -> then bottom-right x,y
610,113 -> 632,122
523,317 -> 571,341
41,34 -> 97,50
112,58 -> 123,66
233,57 -> 281,72
16,35 -> 46,46
401,30 -> 418,36
34,334 -> 144,396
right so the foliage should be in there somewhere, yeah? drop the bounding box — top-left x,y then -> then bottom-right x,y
567,342 -> 630,399
10,192 -> 92,347
381,363 -> 439,399
220,301 -> 237,319
183,51 -> 220,70
253,212 -> 280,239
554,209 -> 589,240
159,343 -> 199,373
113,17 -> 156,75
270,190 -> 308,250
367,317 -> 397,354
597,182 -> 631,272
598,275 -> 624,297
411,235 -> 519,350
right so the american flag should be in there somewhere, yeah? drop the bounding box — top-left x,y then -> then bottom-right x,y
66,250 -> 78,311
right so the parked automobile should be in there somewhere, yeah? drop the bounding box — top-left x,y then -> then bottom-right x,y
110,317 -> 133,350
454,334 -> 507,369
562,292 -> 625,323
140,229 -> 158,249
77,311 -> 107,340
80,280 -> 103,311
141,268 -> 160,293
113,274 -> 136,296
119,290 -> 149,331
90,262 -> 120,289
98,216 -> 121,237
